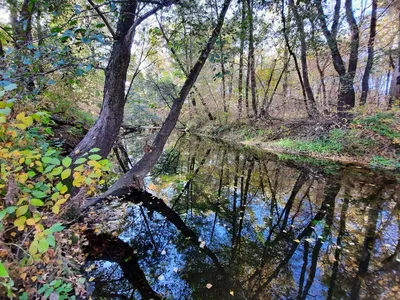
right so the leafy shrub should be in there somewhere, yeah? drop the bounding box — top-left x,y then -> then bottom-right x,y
0,82 -> 110,298
355,112 -> 400,142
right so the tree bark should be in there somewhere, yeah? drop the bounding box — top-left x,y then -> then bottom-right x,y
360,0 -> 377,105
100,0 -> 233,198
389,10 -> 400,106
281,0 -> 310,116
237,0 -> 246,119
315,0 -> 358,117
289,0 -> 317,114
247,0 -> 257,117
71,1 -> 172,160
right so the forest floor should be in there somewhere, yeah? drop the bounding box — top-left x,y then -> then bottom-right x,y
194,110 -> 400,170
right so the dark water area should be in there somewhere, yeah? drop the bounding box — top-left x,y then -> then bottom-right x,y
84,133 -> 400,300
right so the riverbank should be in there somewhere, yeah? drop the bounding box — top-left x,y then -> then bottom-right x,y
193,110 -> 400,171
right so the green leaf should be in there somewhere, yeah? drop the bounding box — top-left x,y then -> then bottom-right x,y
61,168 -> 71,180
88,154 -> 101,161
50,166 -> 63,176
4,83 -> 17,91
0,262 -> 9,277
29,240 -> 38,255
43,165 -> 55,174
89,148 -> 100,153
31,199 -> 44,207
47,234 -> 55,247
62,157 -> 72,168
0,206 -> 17,221
16,205 -> 28,217
49,223 -> 64,233
37,284 -> 48,294
32,190 -> 47,199
75,157 -> 87,164
0,107 -> 11,116
38,238 -> 49,253
42,157 -> 60,165
44,149 -> 56,157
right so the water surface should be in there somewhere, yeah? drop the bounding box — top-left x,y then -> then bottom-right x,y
84,134 -> 400,300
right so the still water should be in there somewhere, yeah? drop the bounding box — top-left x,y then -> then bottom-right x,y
84,133 -> 400,300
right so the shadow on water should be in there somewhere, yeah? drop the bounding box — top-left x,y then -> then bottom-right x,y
83,133 -> 400,300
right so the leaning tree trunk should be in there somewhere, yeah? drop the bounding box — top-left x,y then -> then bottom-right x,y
71,1 -> 173,159
100,0 -> 233,199
71,1 -> 137,159
360,0 -> 377,105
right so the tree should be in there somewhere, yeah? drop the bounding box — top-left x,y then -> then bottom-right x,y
71,0 -> 176,160
315,0 -> 360,117
360,0 -> 378,105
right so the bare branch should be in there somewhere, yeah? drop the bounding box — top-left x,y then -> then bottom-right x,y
87,0 -> 117,39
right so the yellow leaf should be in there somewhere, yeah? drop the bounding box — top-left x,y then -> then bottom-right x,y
31,276 -> 37,282
16,112 -> 25,121
56,198 -> 68,206
88,277 -> 95,282
18,173 -> 29,184
20,273 -> 27,280
15,123 -> 27,130
293,239 -> 300,243
26,218 -> 36,226
22,116 -> 33,127
87,160 -> 101,168
16,205 -> 29,217
61,168 -> 71,180
52,205 -> 60,214
19,158 -> 25,164
60,185 -> 68,194
230,291 -> 234,296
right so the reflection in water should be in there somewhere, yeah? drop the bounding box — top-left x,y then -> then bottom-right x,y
84,134 -> 400,299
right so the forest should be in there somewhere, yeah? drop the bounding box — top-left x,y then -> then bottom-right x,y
0,0 -> 399,299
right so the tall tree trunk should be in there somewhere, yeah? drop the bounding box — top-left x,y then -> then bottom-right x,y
281,0 -> 310,116
247,0 -> 257,117
220,37 -> 228,114
260,58 -> 277,116
95,0 -> 233,199
289,0 -> 317,114
389,10 -> 400,106
316,0 -> 358,117
71,1 -> 173,159
71,1 -> 137,159
238,0 -> 246,119
360,0 -> 377,105
245,53 -> 251,118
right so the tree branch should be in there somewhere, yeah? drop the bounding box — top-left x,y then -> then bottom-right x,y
87,0 -> 117,39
